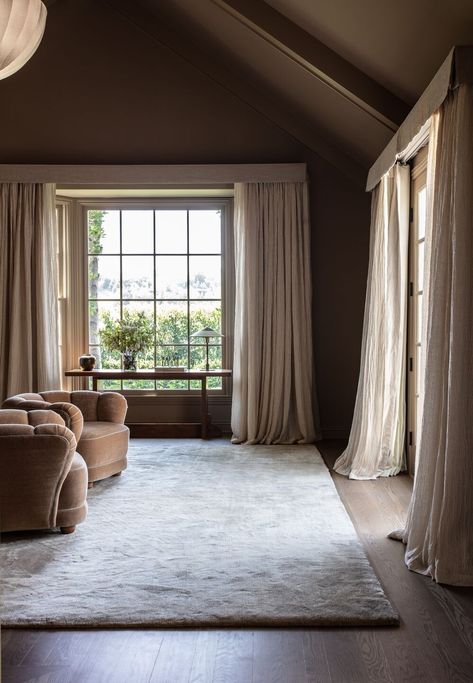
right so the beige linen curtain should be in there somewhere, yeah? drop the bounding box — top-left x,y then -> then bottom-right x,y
231,181 -> 317,444
58,200 -> 89,392
392,85 -> 473,586
0,183 -> 61,399
334,164 -> 410,479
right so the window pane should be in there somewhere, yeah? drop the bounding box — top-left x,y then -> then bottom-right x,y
89,300 -> 122,370
189,210 -> 221,254
100,379 -> 122,390
88,343 -> 122,370
156,210 -> 187,253
189,256 -> 221,299
156,301 -> 188,345
156,345 -> 187,367
190,344 -> 205,371
122,256 -> 154,298
123,379 -> 155,390
190,301 -> 221,335
88,210 -> 120,254
417,293 -> 423,344
122,301 -> 155,369
89,344 -> 100,361
99,349 -> 122,369
190,344 -> 221,370
156,379 -> 189,390
88,256 -> 120,299
156,256 -> 187,299
155,343 -> 189,389
122,211 -> 154,254
416,345 -> 422,396
190,379 -> 222,390
89,300 -> 120,345
415,395 -> 421,438
418,187 -> 427,240
417,240 -> 424,291
190,347 -> 222,389
122,300 -> 154,316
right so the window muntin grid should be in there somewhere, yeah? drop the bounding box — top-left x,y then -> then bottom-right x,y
87,207 -> 224,392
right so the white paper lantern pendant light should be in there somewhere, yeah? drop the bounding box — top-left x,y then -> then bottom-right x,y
0,0 -> 47,80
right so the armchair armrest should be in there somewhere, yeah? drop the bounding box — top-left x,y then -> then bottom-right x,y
0,424 -> 77,532
98,392 -> 127,423
33,422 -> 77,452
49,402 -> 83,442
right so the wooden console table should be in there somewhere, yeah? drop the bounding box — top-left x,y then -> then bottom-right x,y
65,369 -> 232,440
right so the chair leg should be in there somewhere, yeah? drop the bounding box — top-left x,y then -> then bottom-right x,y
88,481 -> 94,489
60,526 -> 75,534
112,471 -> 122,477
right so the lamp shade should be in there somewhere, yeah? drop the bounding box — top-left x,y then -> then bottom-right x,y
0,0 -> 47,81
190,327 -> 223,339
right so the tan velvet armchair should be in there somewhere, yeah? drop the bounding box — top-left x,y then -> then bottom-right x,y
0,409 -> 88,534
3,391 -> 129,487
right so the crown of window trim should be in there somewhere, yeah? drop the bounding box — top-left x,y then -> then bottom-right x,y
0,163 -> 307,185
366,46 -> 473,192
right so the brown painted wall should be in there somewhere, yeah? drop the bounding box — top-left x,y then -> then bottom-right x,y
0,0 -> 370,435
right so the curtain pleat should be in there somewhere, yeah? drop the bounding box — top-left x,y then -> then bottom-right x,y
0,183 -> 60,399
231,181 -> 318,445
334,164 -> 410,479
393,85 -> 473,586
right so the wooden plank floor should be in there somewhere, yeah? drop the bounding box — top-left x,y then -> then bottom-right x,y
2,440 -> 473,683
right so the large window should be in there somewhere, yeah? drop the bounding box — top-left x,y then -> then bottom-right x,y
87,201 -> 231,391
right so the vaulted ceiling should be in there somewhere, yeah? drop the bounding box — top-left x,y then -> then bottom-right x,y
45,0 -> 473,178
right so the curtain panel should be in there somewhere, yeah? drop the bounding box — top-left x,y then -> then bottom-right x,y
0,183 -> 60,399
392,85 -> 473,586
57,199 -> 89,392
231,181 -> 318,445
334,164 -> 410,479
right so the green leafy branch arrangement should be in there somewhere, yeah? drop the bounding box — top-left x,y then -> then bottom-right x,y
100,311 -> 155,355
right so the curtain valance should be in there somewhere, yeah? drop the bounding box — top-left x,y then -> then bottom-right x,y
0,163 -> 307,186
366,46 -> 473,191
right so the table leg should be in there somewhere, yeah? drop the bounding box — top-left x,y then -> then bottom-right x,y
201,377 -> 209,439
93,377 -> 98,392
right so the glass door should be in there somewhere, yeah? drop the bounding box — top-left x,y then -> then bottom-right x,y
407,147 -> 427,475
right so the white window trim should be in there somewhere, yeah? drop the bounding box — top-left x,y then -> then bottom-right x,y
57,194 -> 234,405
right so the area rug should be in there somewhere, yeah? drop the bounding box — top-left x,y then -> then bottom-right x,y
1,440 -> 398,627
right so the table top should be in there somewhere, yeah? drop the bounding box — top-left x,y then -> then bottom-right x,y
65,368 -> 232,380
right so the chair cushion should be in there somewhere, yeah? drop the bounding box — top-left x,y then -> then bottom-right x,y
78,422 -> 129,472
81,421 -> 129,441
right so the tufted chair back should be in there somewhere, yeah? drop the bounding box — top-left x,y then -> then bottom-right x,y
0,408 -> 87,533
